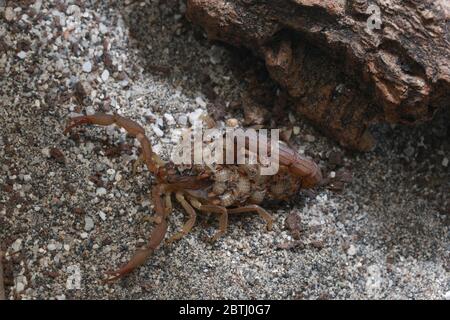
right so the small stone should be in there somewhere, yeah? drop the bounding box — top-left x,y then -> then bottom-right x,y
444,291 -> 450,300
41,147 -> 50,158
47,243 -> 57,251
4,7 -> 15,22
164,113 -> 176,125
347,244 -> 357,256
177,115 -> 188,126
329,171 -> 336,179
80,232 -> 88,239
96,187 -> 107,196
226,118 -> 239,127
98,211 -> 107,221
64,244 -> 70,251
442,157 -> 449,167
66,4 -> 80,16
86,106 -> 96,116
99,23 -> 108,34
74,81 -> 92,102
195,97 -> 207,108
84,216 -> 95,232
11,238 -> 23,252
188,108 -> 204,126
15,281 -> 25,293
152,124 -> 164,137
23,174 -> 31,182
101,69 -> 110,82
82,61 -> 92,73
293,126 -> 300,135
17,51 -> 27,59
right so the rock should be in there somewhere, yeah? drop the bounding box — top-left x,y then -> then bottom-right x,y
11,238 -> 23,252
82,61 -> 92,73
98,211 -> 107,221
49,147 -> 66,164
187,0 -> 450,151
74,81 -> 92,103
195,97 -> 207,108
17,51 -> 27,59
152,124 -> 164,137
188,108 -> 205,126
84,216 -> 95,231
442,157 -> 449,167
177,115 -> 188,126
99,23 -> 108,34
347,245 -> 357,256
101,69 -> 110,82
96,187 -> 107,196
444,291 -> 450,300
225,118 -> 239,127
4,7 -> 15,22
47,243 -> 57,251
163,113 -> 176,125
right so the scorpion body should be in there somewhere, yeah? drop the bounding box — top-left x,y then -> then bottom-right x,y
64,113 -> 322,281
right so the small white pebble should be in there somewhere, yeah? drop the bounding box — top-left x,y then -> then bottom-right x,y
442,157 -> 449,167
47,243 -> 57,251
293,126 -> 300,135
99,23 -> 108,34
188,108 -> 205,126
444,291 -> 450,300
98,211 -> 107,221
101,69 -> 110,82
23,174 -> 31,182
96,187 -> 107,196
41,147 -> 50,158
11,239 -> 23,252
195,97 -> 207,108
84,216 -> 95,231
329,171 -> 336,179
347,244 -> 357,256
82,61 -> 92,73
152,124 -> 164,137
225,118 -> 239,127
164,113 -> 176,125
86,106 -> 96,116
63,244 -> 70,251
17,51 -> 27,59
177,115 -> 188,126
80,232 -> 88,239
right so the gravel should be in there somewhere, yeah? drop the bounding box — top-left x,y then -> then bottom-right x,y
0,1 -> 449,300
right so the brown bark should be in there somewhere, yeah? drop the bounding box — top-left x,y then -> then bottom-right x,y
186,0 -> 450,150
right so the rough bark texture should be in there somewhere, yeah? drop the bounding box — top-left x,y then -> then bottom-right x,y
186,0 -> 450,150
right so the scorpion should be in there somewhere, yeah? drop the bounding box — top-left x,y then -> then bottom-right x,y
64,113 -> 322,282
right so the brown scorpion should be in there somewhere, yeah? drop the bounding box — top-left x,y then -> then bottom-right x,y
64,113 -> 322,282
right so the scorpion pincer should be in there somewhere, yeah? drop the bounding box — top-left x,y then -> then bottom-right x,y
64,113 -> 322,282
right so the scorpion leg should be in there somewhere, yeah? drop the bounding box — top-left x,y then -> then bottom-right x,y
166,192 -> 197,244
198,205 -> 228,242
64,113 -> 162,175
104,185 -> 168,282
227,205 -> 273,231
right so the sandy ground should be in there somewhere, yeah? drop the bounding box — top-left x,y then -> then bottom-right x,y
0,1 -> 449,299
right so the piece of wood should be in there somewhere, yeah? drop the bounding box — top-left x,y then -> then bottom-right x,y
187,0 -> 450,150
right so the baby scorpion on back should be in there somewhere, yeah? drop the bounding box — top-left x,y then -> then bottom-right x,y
64,113 -> 322,282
